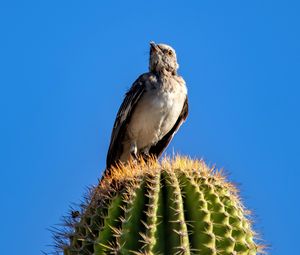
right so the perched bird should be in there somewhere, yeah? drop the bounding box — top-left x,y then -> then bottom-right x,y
106,42 -> 188,173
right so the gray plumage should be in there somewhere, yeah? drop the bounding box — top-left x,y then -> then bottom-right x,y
106,42 -> 188,172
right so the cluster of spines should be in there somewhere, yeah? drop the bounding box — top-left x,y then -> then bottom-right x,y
55,157 -> 262,255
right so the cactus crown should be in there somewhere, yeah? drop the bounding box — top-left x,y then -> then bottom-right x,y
54,156 -> 263,255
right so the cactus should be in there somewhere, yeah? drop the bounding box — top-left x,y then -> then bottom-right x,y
56,157 -> 262,255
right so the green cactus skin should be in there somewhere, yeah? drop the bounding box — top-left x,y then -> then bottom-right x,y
58,157 -> 262,255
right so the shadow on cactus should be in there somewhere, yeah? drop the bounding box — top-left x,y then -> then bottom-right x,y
53,156 -> 264,255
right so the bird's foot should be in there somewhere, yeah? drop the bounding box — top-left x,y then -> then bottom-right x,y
140,148 -> 153,163
130,142 -> 138,164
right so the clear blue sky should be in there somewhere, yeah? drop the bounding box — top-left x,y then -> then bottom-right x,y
0,1 -> 299,254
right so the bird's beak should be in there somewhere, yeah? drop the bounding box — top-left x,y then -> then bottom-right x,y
150,41 -> 160,52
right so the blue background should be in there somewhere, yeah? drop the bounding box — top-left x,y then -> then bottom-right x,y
0,1 -> 299,254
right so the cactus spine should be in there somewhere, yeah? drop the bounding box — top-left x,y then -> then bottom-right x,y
58,157 -> 261,255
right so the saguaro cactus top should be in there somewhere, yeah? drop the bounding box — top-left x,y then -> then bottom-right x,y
55,157 -> 263,255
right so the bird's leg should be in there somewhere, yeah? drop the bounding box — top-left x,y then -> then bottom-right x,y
130,141 -> 138,162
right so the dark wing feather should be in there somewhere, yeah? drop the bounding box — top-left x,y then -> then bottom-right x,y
149,96 -> 189,158
106,75 -> 147,169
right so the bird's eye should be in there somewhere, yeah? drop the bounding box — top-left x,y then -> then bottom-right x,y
168,50 -> 173,56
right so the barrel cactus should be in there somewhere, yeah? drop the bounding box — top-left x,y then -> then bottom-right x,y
56,157 -> 262,255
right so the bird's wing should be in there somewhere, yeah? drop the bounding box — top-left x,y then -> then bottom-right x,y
106,75 -> 147,169
149,96 -> 189,158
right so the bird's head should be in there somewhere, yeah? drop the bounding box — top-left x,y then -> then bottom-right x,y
149,42 -> 179,75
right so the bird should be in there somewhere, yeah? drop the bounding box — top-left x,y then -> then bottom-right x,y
105,42 -> 188,174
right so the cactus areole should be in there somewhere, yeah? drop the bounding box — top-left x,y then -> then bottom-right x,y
56,157 -> 262,255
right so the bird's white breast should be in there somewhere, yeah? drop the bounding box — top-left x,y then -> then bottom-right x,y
127,77 -> 187,150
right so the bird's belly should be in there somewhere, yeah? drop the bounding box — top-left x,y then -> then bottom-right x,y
127,89 -> 185,150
